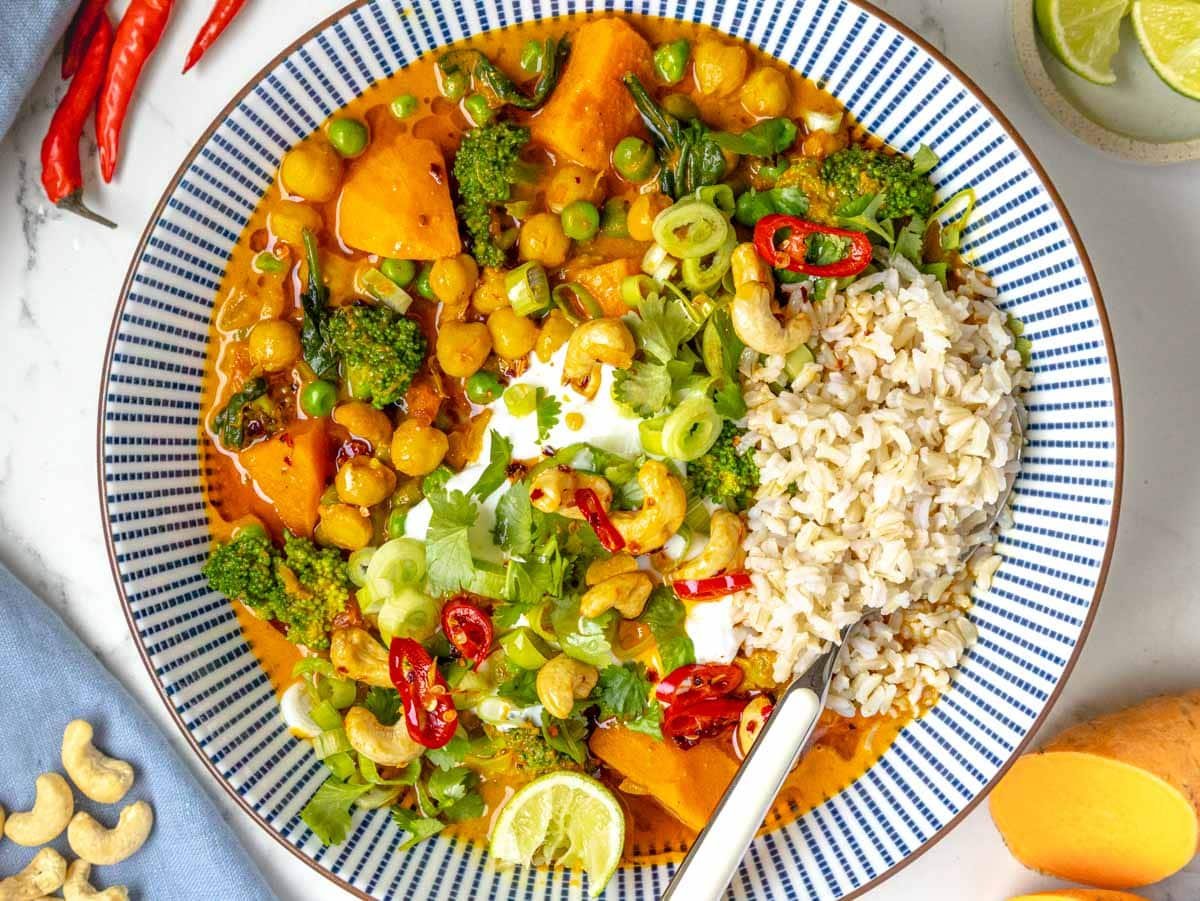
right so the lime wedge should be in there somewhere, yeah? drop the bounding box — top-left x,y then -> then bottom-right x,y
1035,0 -> 1131,84
489,772 -> 625,897
1132,0 -> 1200,99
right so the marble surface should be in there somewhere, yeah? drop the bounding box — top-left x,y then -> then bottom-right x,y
1,0 -> 1197,898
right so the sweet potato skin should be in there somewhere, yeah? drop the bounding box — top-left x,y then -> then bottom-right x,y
239,421 -> 330,537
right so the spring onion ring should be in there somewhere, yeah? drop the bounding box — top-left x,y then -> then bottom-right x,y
506,261 -> 551,316
651,198 -> 730,259
552,282 -> 603,323
661,395 -> 722,461
681,232 -> 736,293
933,188 -> 976,252
620,274 -> 658,309
695,184 -> 735,215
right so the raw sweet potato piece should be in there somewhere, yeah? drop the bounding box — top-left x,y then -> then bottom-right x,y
572,258 -> 641,317
529,18 -> 653,170
1010,892 -> 1150,901
990,691 -> 1200,889
240,421 -> 330,537
337,134 -> 461,260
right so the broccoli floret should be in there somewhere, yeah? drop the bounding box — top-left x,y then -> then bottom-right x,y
820,146 -> 936,220
688,422 -> 760,512
490,725 -> 580,780
452,122 -> 531,268
325,303 -> 425,409
203,530 -> 288,613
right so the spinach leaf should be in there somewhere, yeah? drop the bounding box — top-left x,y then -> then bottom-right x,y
212,377 -> 268,449
440,38 -> 570,111
710,118 -> 798,156
623,74 -> 726,198
300,229 -> 338,379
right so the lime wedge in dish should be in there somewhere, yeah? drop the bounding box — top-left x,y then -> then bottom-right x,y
1132,0 -> 1200,100
489,772 -> 625,897
1035,0 -> 1130,85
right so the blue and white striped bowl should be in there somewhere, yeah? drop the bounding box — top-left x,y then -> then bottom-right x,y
98,1 -> 1123,898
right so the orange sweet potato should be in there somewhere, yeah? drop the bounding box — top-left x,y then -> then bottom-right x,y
1009,891 -> 1150,901
571,257 -> 641,317
990,691 -> 1200,889
239,421 -> 330,537
529,18 -> 653,170
337,134 -> 461,260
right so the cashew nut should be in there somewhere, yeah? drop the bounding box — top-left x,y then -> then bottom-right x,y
529,467 -> 613,520
585,553 -> 638,586
536,654 -> 599,719
61,721 -> 134,805
730,243 -> 812,355
0,848 -> 67,900
342,706 -> 425,767
563,318 -> 635,398
63,861 -> 129,901
671,510 -> 746,581
4,773 -> 74,846
330,627 -> 391,687
66,802 -> 154,866
580,570 -> 654,619
610,461 -> 688,554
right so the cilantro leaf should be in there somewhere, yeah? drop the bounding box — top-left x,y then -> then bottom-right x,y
391,808 -> 444,850
300,777 -> 373,845
541,713 -> 588,765
595,663 -> 652,721
612,361 -> 672,417
425,482 -> 479,596
440,789 -> 485,823
425,729 -> 471,770
492,600 -> 535,630
362,687 -> 402,727
639,588 -> 696,675
470,430 -> 513,500
498,667 -> 540,706
550,596 -> 617,667
535,388 -> 561,442
629,293 -> 699,364
713,379 -> 747,420
836,193 -> 894,244
504,556 -> 566,606
492,481 -> 536,556
427,766 -> 476,805
625,699 -> 664,739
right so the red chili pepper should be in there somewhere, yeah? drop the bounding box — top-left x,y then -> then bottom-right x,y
575,487 -> 625,553
753,213 -> 873,279
388,638 -> 457,749
183,0 -> 248,73
40,14 -> 116,228
62,0 -> 110,80
441,597 -> 494,670
662,696 -> 749,749
672,571 -> 753,601
96,0 -> 175,183
655,663 -> 743,705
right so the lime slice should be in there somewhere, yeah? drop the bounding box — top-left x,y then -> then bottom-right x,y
1132,0 -> 1200,99
490,772 -> 624,897
1035,0 -> 1130,84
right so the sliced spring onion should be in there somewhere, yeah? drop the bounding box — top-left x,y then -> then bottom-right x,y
347,547 -> 375,588
355,786 -> 403,810
681,232 -> 736,294
801,108 -> 843,134
313,727 -> 352,759
912,144 -> 939,176
322,677 -> 358,710
361,268 -> 414,313
783,344 -> 815,380
506,261 -> 551,317
377,585 -> 441,644
932,187 -> 977,253
641,243 -> 677,282
638,416 -> 667,456
499,628 -> 552,670
620,274 -> 659,309
683,491 -> 711,536
551,282 -> 603,323
651,199 -> 731,259
694,184 -> 735,215
310,700 -> 344,733
503,384 -> 538,417
364,538 -> 426,594
525,602 -> 559,647
325,751 -> 357,781
292,657 -> 335,678
661,396 -> 722,462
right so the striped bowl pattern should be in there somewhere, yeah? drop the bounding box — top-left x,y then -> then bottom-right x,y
98,0 -> 1122,898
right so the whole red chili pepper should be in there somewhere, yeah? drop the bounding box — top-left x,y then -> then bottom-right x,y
388,637 -> 457,749
672,571 -> 753,601
96,0 -> 175,183
662,696 -> 748,749
441,597 -> 494,670
655,663 -> 743,705
575,487 -> 625,553
753,213 -> 874,279
41,14 -> 116,228
62,0 -> 110,80
183,0 -> 248,73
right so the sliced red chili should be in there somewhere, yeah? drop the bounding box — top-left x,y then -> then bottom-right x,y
441,597 -> 494,670
575,487 -> 626,553
753,213 -> 873,279
672,571 -> 753,601
388,637 -> 457,749
655,663 -> 744,705
662,696 -> 749,749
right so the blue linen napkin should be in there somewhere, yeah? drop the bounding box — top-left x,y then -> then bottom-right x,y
0,0 -> 76,139
0,563 -> 278,900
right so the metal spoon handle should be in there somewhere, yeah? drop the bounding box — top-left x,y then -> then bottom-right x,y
660,680 -> 825,901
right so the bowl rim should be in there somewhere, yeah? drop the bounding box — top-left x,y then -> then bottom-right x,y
96,1 -> 1125,897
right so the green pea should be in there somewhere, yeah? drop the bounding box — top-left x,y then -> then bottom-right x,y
653,40 -> 691,85
328,118 -> 368,158
253,250 -> 286,274
381,258 -> 416,287
519,39 -> 545,74
560,200 -> 600,241
415,263 -> 435,300
440,69 -> 468,101
612,136 -> 656,183
599,198 -> 630,238
661,93 -> 700,121
464,93 -> 494,126
301,380 -> 337,417
466,371 -> 503,405
385,508 -> 408,540
390,94 -> 418,119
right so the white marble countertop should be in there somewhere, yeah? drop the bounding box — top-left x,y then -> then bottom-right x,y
1,0 -> 1197,898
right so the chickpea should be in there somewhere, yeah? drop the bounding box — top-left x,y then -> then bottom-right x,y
390,419 -> 449,477
518,213 -> 571,268
332,401 -> 393,454
545,164 -> 604,214
693,39 -> 749,97
535,309 -> 575,362
430,254 -> 480,308
472,267 -> 510,314
740,67 -> 791,118
336,456 -> 398,507
267,202 -> 323,248
436,320 -> 492,378
279,139 -> 343,203
316,503 -> 374,550
486,308 -> 539,360
628,192 -> 671,242
247,320 -> 301,372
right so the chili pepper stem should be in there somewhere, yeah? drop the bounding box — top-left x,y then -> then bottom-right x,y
57,191 -> 117,229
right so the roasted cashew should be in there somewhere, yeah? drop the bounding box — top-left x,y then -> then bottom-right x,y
4,773 -> 74,846
563,318 -> 635,398
536,655 -> 599,720
66,802 -> 154,867
529,468 -> 613,520
585,554 -> 638,587
580,571 -> 654,619
610,461 -> 688,554
61,721 -> 134,806
0,848 -> 67,900
343,706 -> 425,767
671,510 -> 746,581
730,243 -> 812,355
63,861 -> 129,901
330,627 -> 391,687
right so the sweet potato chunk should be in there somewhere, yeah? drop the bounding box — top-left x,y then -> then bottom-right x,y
530,19 -> 653,170
240,421 -> 330,537
337,135 -> 461,260
1009,892 -> 1151,901
571,258 -> 641,317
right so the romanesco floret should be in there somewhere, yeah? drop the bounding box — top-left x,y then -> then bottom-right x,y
452,122 -> 531,268
687,422 -> 760,512
821,146 -> 936,221
325,303 -> 426,409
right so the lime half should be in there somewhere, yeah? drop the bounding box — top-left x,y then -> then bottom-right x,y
1132,0 -> 1200,99
1035,0 -> 1130,84
490,772 -> 625,897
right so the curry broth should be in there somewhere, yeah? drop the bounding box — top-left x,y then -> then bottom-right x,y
201,13 -> 912,861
